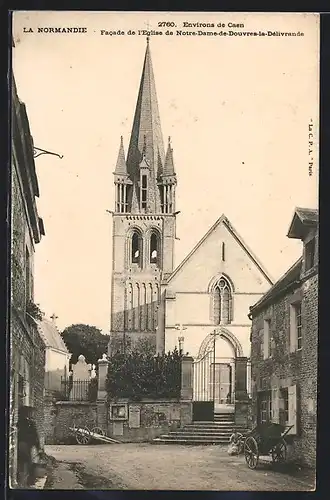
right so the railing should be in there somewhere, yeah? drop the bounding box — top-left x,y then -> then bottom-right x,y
60,378 -> 98,402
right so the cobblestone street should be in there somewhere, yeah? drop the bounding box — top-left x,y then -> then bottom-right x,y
44,444 -> 315,491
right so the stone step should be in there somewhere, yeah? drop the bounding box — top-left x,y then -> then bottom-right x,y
189,421 -> 234,425
168,431 -> 232,439
176,427 -> 235,433
184,425 -> 246,431
167,433 -> 233,439
153,437 -> 230,445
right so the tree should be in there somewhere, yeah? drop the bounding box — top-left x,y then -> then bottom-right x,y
61,324 -> 110,366
106,347 -> 182,400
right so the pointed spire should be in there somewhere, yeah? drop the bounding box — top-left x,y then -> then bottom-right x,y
126,39 -> 166,181
114,136 -> 128,176
163,137 -> 176,176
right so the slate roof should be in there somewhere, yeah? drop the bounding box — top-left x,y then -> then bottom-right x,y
287,207 -> 318,239
250,257 -> 302,315
37,318 -> 69,353
295,208 -> 318,223
114,136 -> 128,176
126,39 -> 166,180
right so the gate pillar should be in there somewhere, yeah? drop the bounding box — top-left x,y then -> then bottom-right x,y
234,356 -> 250,427
97,354 -> 109,401
180,356 -> 194,401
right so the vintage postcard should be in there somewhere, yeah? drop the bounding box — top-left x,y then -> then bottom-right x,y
10,11 -> 319,490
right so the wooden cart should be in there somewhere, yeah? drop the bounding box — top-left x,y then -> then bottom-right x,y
244,422 -> 293,470
69,421 -> 121,445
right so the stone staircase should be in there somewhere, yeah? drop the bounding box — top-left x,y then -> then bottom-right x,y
153,413 -> 248,445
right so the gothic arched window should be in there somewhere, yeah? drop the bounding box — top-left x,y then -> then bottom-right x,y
150,232 -> 160,265
131,231 -> 143,266
213,277 -> 232,325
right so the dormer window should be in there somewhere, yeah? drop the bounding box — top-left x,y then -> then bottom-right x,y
305,237 -> 315,271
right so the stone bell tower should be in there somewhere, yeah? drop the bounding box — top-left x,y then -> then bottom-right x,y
108,38 -> 178,354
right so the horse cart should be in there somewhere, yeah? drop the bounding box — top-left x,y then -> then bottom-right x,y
244,422 -> 293,469
69,421 -> 121,445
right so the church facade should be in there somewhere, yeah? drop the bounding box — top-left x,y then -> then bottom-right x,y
108,40 -> 273,405
157,215 -> 273,406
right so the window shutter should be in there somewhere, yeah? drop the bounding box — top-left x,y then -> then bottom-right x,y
259,329 -> 264,357
271,388 -> 279,423
288,385 -> 298,435
263,325 -> 269,359
289,305 -> 296,352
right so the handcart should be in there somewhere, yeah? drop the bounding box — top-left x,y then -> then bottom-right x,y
244,422 -> 293,469
69,421 -> 121,445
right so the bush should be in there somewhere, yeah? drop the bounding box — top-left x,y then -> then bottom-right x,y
106,348 -> 182,400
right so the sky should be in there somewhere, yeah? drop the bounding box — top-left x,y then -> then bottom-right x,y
12,11 -> 319,333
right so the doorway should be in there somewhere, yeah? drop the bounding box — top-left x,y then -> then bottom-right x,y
210,363 -> 232,405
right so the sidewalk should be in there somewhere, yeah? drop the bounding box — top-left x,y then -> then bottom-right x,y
44,459 -> 84,490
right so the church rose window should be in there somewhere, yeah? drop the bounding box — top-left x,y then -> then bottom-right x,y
213,277 -> 232,325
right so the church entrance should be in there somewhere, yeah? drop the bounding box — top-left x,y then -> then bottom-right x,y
192,328 -> 245,420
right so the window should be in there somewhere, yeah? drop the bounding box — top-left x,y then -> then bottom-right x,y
263,319 -> 272,359
141,175 -> 147,211
25,246 -> 31,304
305,237 -> 315,271
221,242 -> 225,261
131,232 -> 142,265
296,303 -> 302,350
290,301 -> 302,352
150,232 -> 159,265
18,357 -> 30,407
213,277 -> 232,325
259,391 -> 272,424
279,387 -> 289,425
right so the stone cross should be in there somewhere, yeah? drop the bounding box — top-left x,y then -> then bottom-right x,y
50,313 -> 58,324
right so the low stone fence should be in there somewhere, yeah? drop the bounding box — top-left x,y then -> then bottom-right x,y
48,398 -> 192,444
45,354 -> 194,444
107,399 -> 192,442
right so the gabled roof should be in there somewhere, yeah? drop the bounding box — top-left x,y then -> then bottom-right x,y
287,207 -> 318,239
37,318 -> 69,353
164,214 -> 274,285
250,257 -> 302,315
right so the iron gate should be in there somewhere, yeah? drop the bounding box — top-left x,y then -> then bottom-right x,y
192,335 -> 234,421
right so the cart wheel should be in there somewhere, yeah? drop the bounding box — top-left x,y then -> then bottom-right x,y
75,426 -> 91,445
91,426 -> 105,436
272,439 -> 287,464
244,436 -> 259,469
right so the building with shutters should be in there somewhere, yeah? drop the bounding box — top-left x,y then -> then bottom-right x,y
249,207 -> 318,468
10,70 -> 46,486
108,38 -> 274,415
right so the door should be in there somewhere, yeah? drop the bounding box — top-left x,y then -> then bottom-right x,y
210,363 -> 232,404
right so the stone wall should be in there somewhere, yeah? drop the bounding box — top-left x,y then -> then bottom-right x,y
108,400 -> 192,442
250,272 -> 318,468
10,84 -> 46,486
51,399 -> 192,444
